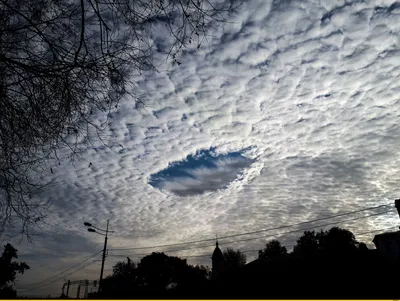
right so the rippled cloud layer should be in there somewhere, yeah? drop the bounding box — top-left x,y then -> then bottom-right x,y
12,0 -> 400,296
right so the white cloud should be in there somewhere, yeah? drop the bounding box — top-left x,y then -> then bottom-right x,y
152,154 -> 254,196
9,0 -> 400,296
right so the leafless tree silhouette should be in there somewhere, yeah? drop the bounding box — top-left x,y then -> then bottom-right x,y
0,0 -> 240,239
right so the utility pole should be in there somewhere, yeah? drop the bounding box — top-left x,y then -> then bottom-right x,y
61,283 -> 66,297
66,280 -> 70,298
84,279 -> 89,299
76,284 -> 81,299
84,220 -> 114,294
99,220 -> 109,292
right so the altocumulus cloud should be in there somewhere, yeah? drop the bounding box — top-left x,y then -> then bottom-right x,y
149,148 -> 255,196
10,0 -> 400,296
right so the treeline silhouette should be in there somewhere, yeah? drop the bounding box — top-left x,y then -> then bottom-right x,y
87,226 -> 400,299
0,243 -> 29,298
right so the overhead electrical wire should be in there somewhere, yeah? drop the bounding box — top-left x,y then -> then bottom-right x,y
214,208 -> 395,245
20,254 -> 103,293
108,207 -> 396,258
21,250 -> 103,289
176,225 -> 400,259
20,261 -> 101,294
109,203 -> 394,251
21,203 -> 397,292
29,223 -> 397,291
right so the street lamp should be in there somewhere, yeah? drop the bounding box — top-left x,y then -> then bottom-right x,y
84,220 -> 114,293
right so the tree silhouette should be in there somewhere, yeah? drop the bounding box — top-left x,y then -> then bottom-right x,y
178,264 -> 210,296
137,252 -> 188,293
318,227 -> 358,255
223,248 -> 246,271
358,242 -> 368,252
90,229 -> 400,298
292,227 -> 359,258
0,243 -> 29,298
0,0 -> 240,239
292,230 -> 319,257
112,260 -> 137,278
100,259 -> 138,298
258,240 -> 287,259
98,255 -> 211,298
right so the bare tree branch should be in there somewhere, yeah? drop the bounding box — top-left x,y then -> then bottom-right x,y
0,0 -> 241,240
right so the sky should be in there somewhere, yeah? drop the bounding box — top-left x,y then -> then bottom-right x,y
5,0 -> 400,297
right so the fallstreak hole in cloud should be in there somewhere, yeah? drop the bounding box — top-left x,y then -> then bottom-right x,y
149,148 -> 255,196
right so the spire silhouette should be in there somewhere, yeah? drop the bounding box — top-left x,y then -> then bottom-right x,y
211,233 -> 224,280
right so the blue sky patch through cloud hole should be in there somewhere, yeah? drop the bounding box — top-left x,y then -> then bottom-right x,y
149,148 -> 255,196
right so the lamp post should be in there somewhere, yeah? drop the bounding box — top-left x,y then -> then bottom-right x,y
84,220 -> 113,293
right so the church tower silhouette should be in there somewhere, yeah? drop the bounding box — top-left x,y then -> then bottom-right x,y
211,240 -> 225,280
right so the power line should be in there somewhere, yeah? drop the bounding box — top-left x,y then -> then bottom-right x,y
177,226 -> 400,258
108,209 -> 395,258
20,262 -> 99,294
20,204 -> 395,294
28,209 -> 394,292
355,226 -> 399,237
110,203 -> 392,251
22,250 -> 103,288
108,209 -> 394,256
216,208 -> 395,246
20,255 -> 103,293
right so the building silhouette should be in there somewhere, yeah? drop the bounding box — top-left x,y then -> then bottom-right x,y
211,241 -> 225,280
373,231 -> 400,262
372,199 -> 400,262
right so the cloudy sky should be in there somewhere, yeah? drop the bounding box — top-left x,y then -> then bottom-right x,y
6,0 -> 400,297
